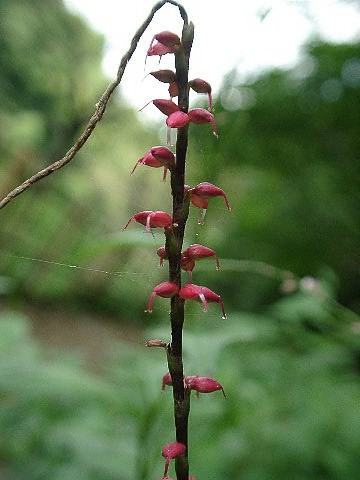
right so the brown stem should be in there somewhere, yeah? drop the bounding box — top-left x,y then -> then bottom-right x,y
0,0 -> 187,211
165,19 -> 194,480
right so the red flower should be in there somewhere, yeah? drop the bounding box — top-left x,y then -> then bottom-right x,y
150,31 -> 181,48
188,108 -> 218,137
131,146 -> 175,181
145,281 -> 179,313
187,182 -> 231,224
123,211 -> 172,232
146,31 -> 180,65
162,371 -> 172,390
180,256 -> 196,282
189,78 -> 213,111
150,146 -> 175,165
182,244 -> 220,271
161,441 -> 186,478
157,244 -> 220,282
123,211 -> 153,230
166,111 -> 190,128
146,211 -> 173,232
179,283 -> 227,319
156,246 -> 168,267
186,375 -> 226,398
140,98 -> 180,116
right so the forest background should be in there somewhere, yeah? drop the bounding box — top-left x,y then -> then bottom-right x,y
0,1 -> 360,479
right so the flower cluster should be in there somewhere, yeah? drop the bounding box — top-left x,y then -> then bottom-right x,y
124,28 -> 230,479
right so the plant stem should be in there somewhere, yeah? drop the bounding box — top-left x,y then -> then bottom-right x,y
165,19 -> 194,480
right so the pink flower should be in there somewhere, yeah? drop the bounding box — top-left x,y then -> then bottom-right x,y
161,441 -> 186,478
146,211 -> 173,232
190,182 -> 231,210
140,99 -> 180,116
162,372 -> 172,390
147,42 -> 178,59
131,146 -> 175,181
123,211 -> 153,230
188,108 -> 218,137
166,111 -> 190,128
145,282 -> 179,313
158,244 -> 220,281
123,211 -> 172,232
189,78 -> 213,111
150,31 -> 181,48
156,246 -> 168,267
131,151 -> 163,174
179,283 -> 227,319
186,375 -> 226,398
150,146 -> 175,166
187,182 -> 231,224
182,244 -> 220,271
146,31 -> 180,65
180,256 -> 196,282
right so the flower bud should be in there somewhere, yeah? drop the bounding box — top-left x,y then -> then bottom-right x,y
179,283 -> 227,319
162,371 -> 172,390
150,69 -> 177,83
161,441 -> 186,477
156,246 -> 168,267
168,81 -> 179,98
145,211 -> 173,232
146,281 -> 179,313
188,108 -> 218,137
182,244 -> 220,271
140,99 -> 180,116
166,111 -> 190,128
151,31 -> 181,48
189,78 -> 213,111
180,256 -> 196,282
186,375 -> 226,397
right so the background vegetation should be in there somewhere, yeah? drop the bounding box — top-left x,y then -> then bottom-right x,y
1,1 -> 359,479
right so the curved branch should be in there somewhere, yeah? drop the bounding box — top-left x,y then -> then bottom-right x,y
0,0 -> 186,210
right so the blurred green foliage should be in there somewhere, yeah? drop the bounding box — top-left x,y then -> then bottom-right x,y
187,42 -> 360,314
1,284 -> 359,479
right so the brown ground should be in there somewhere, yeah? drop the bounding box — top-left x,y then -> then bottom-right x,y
25,305 -> 143,372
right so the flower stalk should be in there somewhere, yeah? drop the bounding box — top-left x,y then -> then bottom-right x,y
164,19 -> 194,480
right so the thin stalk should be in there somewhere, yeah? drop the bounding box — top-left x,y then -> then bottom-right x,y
165,19 -> 194,480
